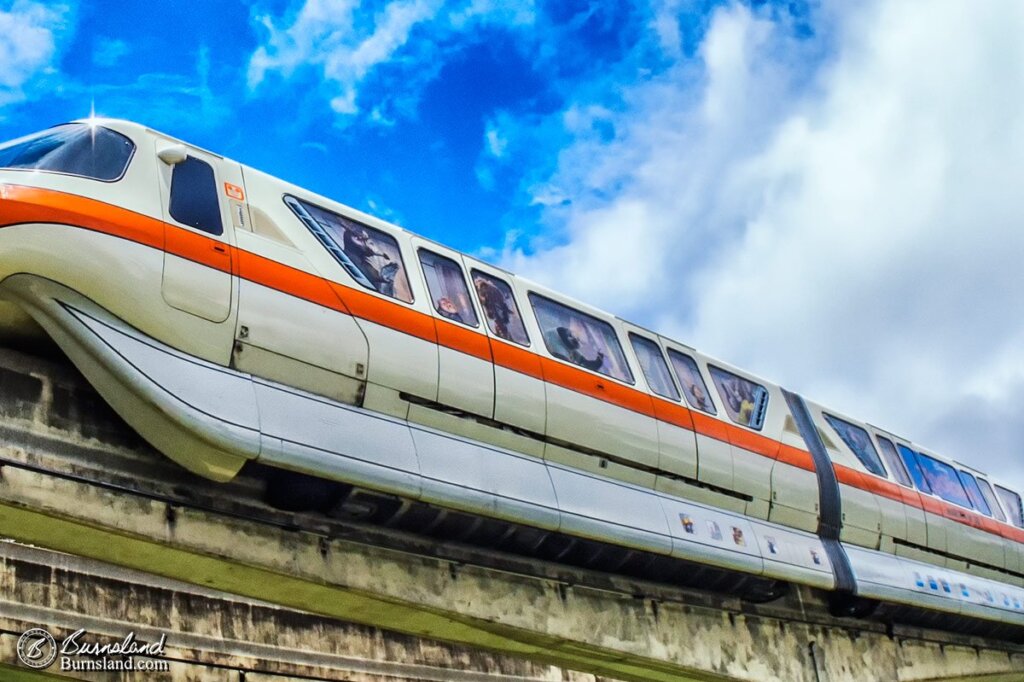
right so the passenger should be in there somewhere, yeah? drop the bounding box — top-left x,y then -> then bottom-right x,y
546,319 -> 605,371
736,382 -> 756,425
475,275 -> 512,338
343,227 -> 394,295
437,297 -> 464,324
688,382 -> 713,412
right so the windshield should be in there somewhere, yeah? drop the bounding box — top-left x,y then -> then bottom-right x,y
0,123 -> 135,181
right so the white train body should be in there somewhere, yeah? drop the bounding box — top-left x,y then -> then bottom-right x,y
1,119 -> 1023,632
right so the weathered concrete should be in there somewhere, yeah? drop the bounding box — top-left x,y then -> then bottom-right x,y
0,541 -> 604,681
0,347 -> 1022,681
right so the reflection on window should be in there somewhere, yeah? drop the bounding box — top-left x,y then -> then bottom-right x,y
996,486 -> 1024,528
629,335 -> 679,401
823,414 -> 887,477
529,294 -> 633,383
286,197 -> 413,303
708,366 -> 768,430
0,123 -> 135,181
958,471 -> 992,516
876,437 -> 913,487
471,270 -> 529,346
917,453 -> 973,509
170,157 -> 223,235
897,444 -> 931,493
419,250 -> 478,326
977,478 -> 1007,523
667,351 -> 716,415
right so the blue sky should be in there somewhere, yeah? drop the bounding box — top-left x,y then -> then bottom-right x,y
2,0 -> 1024,490
0,0 -> 818,253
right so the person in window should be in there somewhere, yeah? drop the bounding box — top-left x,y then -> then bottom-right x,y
437,297 -> 465,324
475,275 -> 512,338
548,322 -> 604,371
736,382 -> 756,425
688,382 -> 713,412
343,227 -> 396,296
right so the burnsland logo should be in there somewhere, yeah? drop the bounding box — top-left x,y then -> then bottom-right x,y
15,627 -> 170,672
16,629 -> 57,669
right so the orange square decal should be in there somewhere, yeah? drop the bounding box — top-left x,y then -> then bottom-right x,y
224,182 -> 245,201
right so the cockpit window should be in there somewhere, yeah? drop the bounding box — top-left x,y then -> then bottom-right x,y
0,123 -> 135,181
285,196 -> 413,303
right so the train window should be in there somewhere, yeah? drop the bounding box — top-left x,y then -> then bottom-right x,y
958,471 -> 992,516
0,123 -> 135,181
976,478 -> 1007,522
285,196 -> 413,303
996,486 -> 1024,528
529,294 -> 634,383
629,335 -> 680,401
708,366 -> 768,430
823,415 -> 887,477
916,453 -> 973,509
418,250 -> 478,326
896,444 -> 932,494
876,437 -> 913,487
471,270 -> 529,346
169,157 -> 223,236
667,350 -> 716,414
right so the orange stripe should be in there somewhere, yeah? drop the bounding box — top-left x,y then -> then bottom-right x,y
777,444 -> 815,471
6,185 -> 1024,547
436,318 -> 491,362
0,184 -> 163,249
165,225 -> 231,273
651,397 -> 694,431
490,338 -> 544,380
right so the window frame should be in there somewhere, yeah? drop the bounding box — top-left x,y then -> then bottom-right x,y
707,364 -> 769,431
666,349 -> 717,415
528,292 -> 635,385
417,248 -> 480,328
169,155 -> 224,236
896,444 -> 932,494
976,476 -> 1007,523
284,195 -> 414,304
957,470 -> 993,517
470,268 -> 531,347
628,333 -> 681,402
995,485 -> 1024,528
915,452 -> 975,510
875,436 -> 913,487
822,413 -> 888,478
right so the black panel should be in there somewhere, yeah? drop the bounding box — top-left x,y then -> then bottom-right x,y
782,389 -> 857,594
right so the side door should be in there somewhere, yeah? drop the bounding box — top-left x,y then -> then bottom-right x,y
464,259 -> 545,454
410,238 -> 494,419
153,138 -> 238,363
618,323 -> 697,481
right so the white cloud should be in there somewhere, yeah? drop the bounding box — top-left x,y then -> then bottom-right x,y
247,0 -> 538,123
500,1 -> 1024,489
248,0 -> 443,117
0,1 -> 71,107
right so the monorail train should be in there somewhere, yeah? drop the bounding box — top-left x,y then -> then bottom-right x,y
1,118 -> 1023,636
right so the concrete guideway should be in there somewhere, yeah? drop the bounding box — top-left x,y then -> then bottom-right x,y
0,348 -> 1022,681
